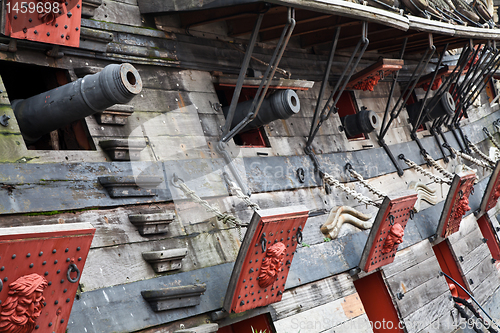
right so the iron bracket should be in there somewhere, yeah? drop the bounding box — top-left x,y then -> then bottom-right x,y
380,138 -> 404,177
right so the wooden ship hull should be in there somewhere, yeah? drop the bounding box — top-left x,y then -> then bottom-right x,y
1,0 -> 500,332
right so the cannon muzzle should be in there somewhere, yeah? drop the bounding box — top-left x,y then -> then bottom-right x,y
222,89 -> 300,134
12,63 -> 142,144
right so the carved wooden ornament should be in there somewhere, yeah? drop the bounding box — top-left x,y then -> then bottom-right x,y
223,206 -> 309,313
478,161 -> 500,217
437,173 -> 476,238
0,274 -> 48,333
408,181 -> 438,212
0,223 -> 95,333
320,206 -> 372,240
359,194 -> 418,273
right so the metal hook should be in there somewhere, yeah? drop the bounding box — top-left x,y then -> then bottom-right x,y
261,233 -> 267,253
388,214 -> 395,226
170,173 -> 184,189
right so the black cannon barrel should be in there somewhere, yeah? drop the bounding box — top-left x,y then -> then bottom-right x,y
12,63 -> 142,143
223,89 -> 301,134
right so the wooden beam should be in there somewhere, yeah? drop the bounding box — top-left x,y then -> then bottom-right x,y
179,3 -> 264,28
378,34 -> 456,53
229,8 -> 336,37
299,21 -> 362,48
228,6 -> 288,36
260,14 -> 334,41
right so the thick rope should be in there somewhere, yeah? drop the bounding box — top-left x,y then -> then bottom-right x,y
347,167 -> 387,199
468,141 -> 496,166
227,180 -> 261,211
447,145 -> 494,170
323,172 -> 380,207
422,153 -> 454,180
484,128 -> 500,150
173,177 -> 246,240
400,156 -> 452,185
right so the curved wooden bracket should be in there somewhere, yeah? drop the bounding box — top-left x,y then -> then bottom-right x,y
408,181 -> 438,212
320,206 -> 372,240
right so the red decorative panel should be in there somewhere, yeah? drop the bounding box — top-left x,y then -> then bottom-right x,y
346,59 -> 404,91
4,0 -> 81,47
437,174 -> 476,238
223,206 -> 309,314
479,161 -> 500,217
359,194 -> 418,273
0,223 -> 95,332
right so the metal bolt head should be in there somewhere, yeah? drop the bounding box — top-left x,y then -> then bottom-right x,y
0,114 -> 10,127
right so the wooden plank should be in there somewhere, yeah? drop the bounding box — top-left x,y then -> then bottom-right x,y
271,273 -> 357,320
81,227 -> 241,291
324,314 -> 373,333
448,213 -> 480,243
273,293 -> 361,333
449,227 -> 485,269
468,262 -> 500,304
137,67 -> 216,93
402,291 -> 455,333
391,273 -> 450,319
383,239 -> 434,278
92,0 -> 143,27
385,256 -> 443,296
341,293 -> 365,319
459,242 -> 491,275
467,254 -> 498,294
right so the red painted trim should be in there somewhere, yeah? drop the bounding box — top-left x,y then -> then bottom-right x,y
354,271 -> 403,332
477,215 -> 500,261
433,240 -> 469,299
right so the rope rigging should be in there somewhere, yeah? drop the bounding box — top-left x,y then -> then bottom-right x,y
323,172 -> 381,208
467,138 -> 496,166
399,154 -> 453,185
346,164 -> 387,199
421,153 -> 454,180
483,127 -> 500,150
444,143 -> 494,170
171,174 -> 247,240
223,172 -> 261,211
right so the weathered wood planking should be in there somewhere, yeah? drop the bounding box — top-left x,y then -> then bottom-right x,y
449,228 -> 487,274
385,255 -> 443,297
270,273 -> 356,321
324,313 -> 373,333
402,291 -> 454,333
69,262 -> 235,333
466,254 -> 499,296
394,274 -> 450,319
136,67 -> 216,93
272,291 -> 366,333
458,242 -> 491,275
383,239 -> 435,279
81,226 -> 241,291
448,213 -> 480,243
92,0 -> 143,27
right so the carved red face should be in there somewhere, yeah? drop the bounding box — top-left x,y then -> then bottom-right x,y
0,273 -> 48,333
258,242 -> 286,288
453,195 -> 471,220
382,223 -> 404,254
